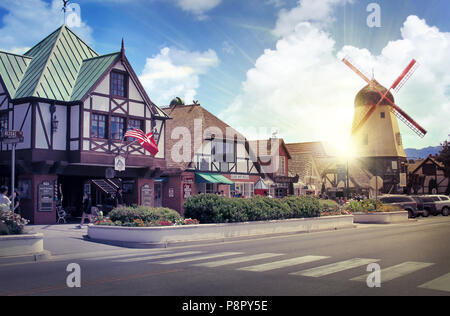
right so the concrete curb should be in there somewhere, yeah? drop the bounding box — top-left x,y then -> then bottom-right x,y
86,216 -> 355,248
0,250 -> 51,264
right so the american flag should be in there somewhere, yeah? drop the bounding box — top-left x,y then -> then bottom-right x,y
124,128 -> 159,156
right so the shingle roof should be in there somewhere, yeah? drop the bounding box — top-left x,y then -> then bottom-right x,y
286,141 -> 336,158
163,103 -> 248,169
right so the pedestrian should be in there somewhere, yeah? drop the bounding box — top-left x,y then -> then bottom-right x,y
0,185 -> 11,209
104,193 -> 115,215
78,192 -> 92,228
115,188 -> 124,208
11,189 -> 21,215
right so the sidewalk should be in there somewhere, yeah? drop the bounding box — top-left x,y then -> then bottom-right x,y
24,224 -> 122,257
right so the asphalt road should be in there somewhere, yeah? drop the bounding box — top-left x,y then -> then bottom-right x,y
1,216 -> 450,298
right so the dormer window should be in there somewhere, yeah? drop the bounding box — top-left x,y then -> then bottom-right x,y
111,71 -> 127,98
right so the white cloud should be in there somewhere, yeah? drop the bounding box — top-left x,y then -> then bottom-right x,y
139,47 -> 219,106
175,0 -> 222,19
273,0 -> 353,37
220,10 -> 450,149
0,0 -> 93,53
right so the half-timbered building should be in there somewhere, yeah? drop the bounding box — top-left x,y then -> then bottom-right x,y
161,100 -> 263,214
0,25 -> 169,224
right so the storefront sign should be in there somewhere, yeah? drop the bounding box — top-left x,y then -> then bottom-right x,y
0,130 -> 24,144
231,174 -> 249,180
168,188 -> 175,198
141,184 -> 153,207
183,183 -> 192,199
38,181 -> 54,212
273,175 -> 299,184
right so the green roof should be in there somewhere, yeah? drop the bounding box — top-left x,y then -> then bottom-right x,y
14,25 -> 99,101
0,51 -> 32,97
0,25 -> 169,119
71,52 -> 120,101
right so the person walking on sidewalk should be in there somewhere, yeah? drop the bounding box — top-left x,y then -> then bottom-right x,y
78,193 -> 92,228
0,186 -> 11,209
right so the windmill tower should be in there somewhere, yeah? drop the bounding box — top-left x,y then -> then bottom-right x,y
342,57 -> 427,193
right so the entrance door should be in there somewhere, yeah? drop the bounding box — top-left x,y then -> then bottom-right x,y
154,183 -> 162,207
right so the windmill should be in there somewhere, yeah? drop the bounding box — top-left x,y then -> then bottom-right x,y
341,56 -> 427,193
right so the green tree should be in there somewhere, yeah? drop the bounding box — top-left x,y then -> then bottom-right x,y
437,136 -> 450,194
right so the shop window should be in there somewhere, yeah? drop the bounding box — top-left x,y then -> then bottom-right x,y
91,113 -> 107,139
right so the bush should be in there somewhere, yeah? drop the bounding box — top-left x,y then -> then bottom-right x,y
0,209 -> 29,235
107,206 -> 182,226
341,199 -> 385,213
183,194 -> 322,224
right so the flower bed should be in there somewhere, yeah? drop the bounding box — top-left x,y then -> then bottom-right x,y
340,199 -> 409,224
1,206 -> 30,235
94,206 -> 199,227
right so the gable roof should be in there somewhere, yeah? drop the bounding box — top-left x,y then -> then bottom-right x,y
0,24 -> 168,119
286,141 -> 337,158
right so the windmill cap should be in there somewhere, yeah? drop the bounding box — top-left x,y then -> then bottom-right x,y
355,80 -> 394,107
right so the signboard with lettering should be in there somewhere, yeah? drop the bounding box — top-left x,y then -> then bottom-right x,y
168,188 -> 175,198
141,184 -> 153,207
38,181 -> 54,212
1,130 -> 24,144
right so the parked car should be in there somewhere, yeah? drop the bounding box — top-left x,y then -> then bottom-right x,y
378,195 -> 420,218
410,195 -> 439,217
423,195 -> 450,216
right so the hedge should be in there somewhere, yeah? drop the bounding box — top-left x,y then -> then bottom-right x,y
108,206 -> 183,226
183,194 -> 323,224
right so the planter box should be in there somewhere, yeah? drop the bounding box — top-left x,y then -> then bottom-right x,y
353,211 -> 409,224
87,215 -> 354,248
0,233 -> 45,257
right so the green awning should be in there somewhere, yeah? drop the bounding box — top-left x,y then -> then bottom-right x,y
195,173 -> 234,185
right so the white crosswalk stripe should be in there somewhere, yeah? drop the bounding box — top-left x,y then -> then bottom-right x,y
155,252 -> 243,265
418,272 -> 450,293
113,251 -> 204,263
84,251 -> 173,261
291,258 -> 379,277
193,253 -> 284,268
238,255 -> 329,272
350,261 -> 434,283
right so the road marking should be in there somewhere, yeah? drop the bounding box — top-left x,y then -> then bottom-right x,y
84,251 -> 173,261
113,251 -> 204,263
192,253 -> 284,268
418,273 -> 450,293
155,252 -> 243,265
238,256 -> 329,272
350,261 -> 434,282
291,258 -> 379,277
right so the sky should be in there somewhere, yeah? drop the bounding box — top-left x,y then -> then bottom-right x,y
0,0 -> 449,151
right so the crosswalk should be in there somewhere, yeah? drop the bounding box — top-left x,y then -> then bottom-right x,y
82,250 -> 450,293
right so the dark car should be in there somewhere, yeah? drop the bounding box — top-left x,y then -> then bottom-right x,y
379,195 -> 420,218
410,195 -> 440,217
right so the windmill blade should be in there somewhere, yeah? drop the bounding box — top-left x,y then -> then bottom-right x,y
391,59 -> 419,93
342,56 -> 373,85
389,104 -> 427,138
369,82 -> 427,138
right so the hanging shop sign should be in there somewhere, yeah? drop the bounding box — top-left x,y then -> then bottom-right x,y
114,155 -> 126,172
0,130 -> 24,144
